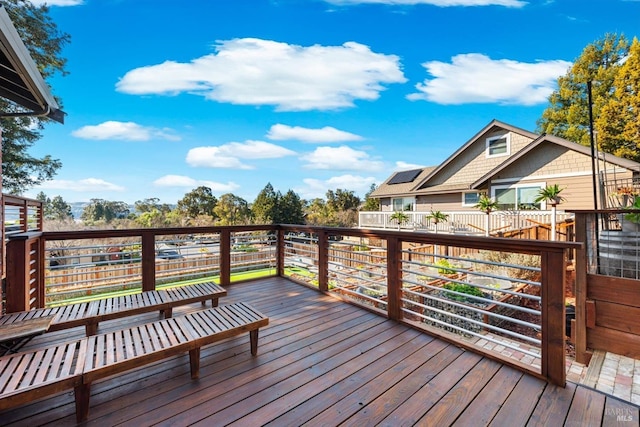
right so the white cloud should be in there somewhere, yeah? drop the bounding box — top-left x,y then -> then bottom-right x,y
298,175 -> 378,199
301,146 -> 384,171
116,38 -> 406,111
153,175 -> 239,192
29,0 -> 83,5
37,178 -> 124,192
324,0 -> 526,6
395,161 -> 424,170
407,53 -> 571,105
186,140 -> 296,169
72,121 -> 181,141
266,124 -> 364,143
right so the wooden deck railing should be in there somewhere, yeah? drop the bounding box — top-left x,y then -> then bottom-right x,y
4,224 -> 579,385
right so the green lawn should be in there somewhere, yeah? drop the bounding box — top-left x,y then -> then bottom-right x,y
48,267 -> 280,307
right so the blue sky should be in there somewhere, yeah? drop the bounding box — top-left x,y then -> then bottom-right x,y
26,0 -> 640,205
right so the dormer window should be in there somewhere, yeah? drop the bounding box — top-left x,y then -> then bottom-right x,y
486,134 -> 510,158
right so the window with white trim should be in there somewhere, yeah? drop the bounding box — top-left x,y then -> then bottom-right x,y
492,183 -> 544,210
462,192 -> 481,206
486,134 -> 510,158
392,197 -> 414,211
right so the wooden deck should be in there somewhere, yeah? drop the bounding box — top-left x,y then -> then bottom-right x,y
2,277 -> 639,426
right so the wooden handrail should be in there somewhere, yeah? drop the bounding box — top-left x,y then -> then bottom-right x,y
3,223 -> 579,386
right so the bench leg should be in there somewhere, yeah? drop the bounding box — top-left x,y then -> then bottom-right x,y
74,383 -> 91,422
189,347 -> 201,379
85,322 -> 98,336
162,307 -> 173,319
250,329 -> 259,356
212,297 -> 219,307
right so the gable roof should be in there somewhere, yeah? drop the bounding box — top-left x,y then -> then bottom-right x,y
410,119 -> 538,192
0,5 -> 64,123
471,133 -> 640,189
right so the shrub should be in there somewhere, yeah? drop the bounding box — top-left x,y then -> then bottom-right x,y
442,282 -> 484,302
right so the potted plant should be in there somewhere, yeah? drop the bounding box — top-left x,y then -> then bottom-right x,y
427,210 -> 449,233
389,211 -> 409,231
622,195 -> 640,231
534,184 -> 565,241
474,194 -> 499,237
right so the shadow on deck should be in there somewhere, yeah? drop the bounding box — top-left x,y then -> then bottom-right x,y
2,277 -> 639,426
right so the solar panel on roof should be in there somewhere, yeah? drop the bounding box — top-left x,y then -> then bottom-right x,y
387,168 -> 422,185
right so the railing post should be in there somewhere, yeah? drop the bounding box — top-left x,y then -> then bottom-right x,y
540,247 -> 566,386
141,231 -> 156,291
220,229 -> 231,286
317,229 -> 328,292
573,212 -> 590,364
276,228 -> 284,277
386,236 -> 403,321
5,233 -> 43,312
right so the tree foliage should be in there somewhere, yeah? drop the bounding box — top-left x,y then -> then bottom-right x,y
537,34 -> 631,150
36,191 -> 72,221
214,193 -> 251,226
596,37 -> 640,161
176,186 -> 217,220
252,183 -> 278,224
278,190 -> 305,225
81,199 -> 129,224
326,189 -> 361,212
2,1 -> 70,194
361,183 -> 380,211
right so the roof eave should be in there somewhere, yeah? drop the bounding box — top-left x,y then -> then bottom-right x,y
0,5 -> 64,123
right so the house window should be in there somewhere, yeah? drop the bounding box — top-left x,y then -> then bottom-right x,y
392,197 -> 414,211
486,134 -> 510,158
462,192 -> 481,206
493,184 -> 543,210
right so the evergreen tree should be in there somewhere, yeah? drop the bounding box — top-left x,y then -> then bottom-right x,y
278,190 -> 305,224
252,183 -> 279,224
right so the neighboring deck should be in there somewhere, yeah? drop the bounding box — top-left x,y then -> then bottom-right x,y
2,277 -> 638,426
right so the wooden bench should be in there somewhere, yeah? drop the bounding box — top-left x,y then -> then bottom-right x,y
0,339 -> 87,416
0,282 -> 226,336
0,302 -> 268,422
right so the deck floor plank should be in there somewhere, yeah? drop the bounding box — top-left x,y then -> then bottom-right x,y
452,364 -> 525,426
1,277 -> 639,427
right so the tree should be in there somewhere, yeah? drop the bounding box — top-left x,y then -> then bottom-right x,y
278,190 -> 305,225
326,189 -> 361,212
305,198 -> 333,226
214,193 -> 252,226
36,191 -> 73,221
2,1 -> 70,194
361,183 -> 380,211
596,37 -> 640,161
81,199 -> 129,224
252,183 -> 279,224
537,33 -> 629,149
134,198 -> 171,214
176,186 -> 217,220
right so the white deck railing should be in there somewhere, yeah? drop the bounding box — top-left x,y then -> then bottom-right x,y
358,210 -> 573,235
